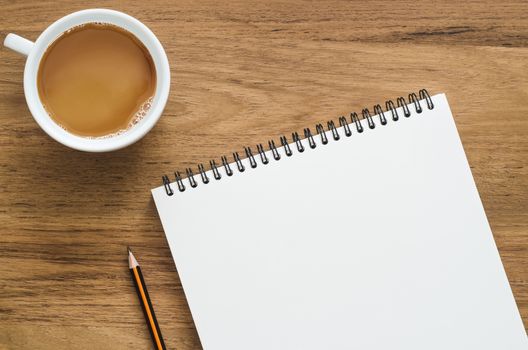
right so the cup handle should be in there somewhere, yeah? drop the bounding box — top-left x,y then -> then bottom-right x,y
4,33 -> 34,56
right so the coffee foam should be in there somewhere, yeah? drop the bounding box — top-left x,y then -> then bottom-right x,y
44,96 -> 154,140
78,96 -> 154,140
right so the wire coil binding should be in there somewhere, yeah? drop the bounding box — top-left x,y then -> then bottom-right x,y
162,89 -> 434,196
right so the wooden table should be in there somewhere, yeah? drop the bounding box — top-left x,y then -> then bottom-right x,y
1,1 -> 527,348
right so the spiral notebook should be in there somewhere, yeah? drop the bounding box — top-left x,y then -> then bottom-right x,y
152,91 -> 527,349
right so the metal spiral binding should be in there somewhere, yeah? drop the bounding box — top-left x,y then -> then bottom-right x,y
257,144 -> 269,164
316,124 -> 328,144
327,121 -> 340,140
162,89 -> 434,196
351,112 -> 364,133
374,105 -> 387,125
304,128 -> 316,149
244,147 -> 257,168
339,116 -> 352,136
268,140 -> 280,160
280,136 -> 293,156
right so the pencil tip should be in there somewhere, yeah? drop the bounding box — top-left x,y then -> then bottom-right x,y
128,247 -> 139,268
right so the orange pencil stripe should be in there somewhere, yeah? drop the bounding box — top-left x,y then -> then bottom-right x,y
133,266 -> 163,350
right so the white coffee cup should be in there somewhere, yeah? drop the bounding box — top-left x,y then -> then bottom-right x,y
3,9 -> 170,152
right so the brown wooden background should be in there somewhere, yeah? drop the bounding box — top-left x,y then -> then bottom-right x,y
1,1 -> 527,349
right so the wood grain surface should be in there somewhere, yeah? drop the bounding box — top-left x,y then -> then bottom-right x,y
1,1 -> 527,349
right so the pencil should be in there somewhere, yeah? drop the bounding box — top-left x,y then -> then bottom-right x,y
128,247 -> 167,350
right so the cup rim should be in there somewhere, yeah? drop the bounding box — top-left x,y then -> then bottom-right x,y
24,9 -> 170,152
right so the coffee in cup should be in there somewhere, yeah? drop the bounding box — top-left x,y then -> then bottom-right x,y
37,23 -> 157,138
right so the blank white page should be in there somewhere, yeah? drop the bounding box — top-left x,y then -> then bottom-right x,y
152,94 -> 527,350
